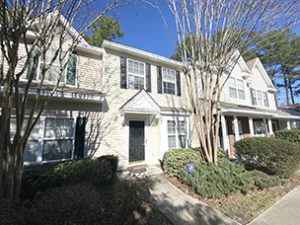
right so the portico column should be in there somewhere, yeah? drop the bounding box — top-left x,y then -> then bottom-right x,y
221,115 -> 230,152
268,119 -> 273,136
233,115 -> 239,141
249,117 -> 254,137
287,120 -> 291,130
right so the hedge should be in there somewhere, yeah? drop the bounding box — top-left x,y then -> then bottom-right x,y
21,155 -> 118,199
162,148 -> 202,177
178,160 -> 280,199
275,129 -> 300,144
234,137 -> 300,177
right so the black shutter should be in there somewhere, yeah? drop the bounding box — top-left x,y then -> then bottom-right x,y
66,53 -> 77,85
146,63 -> 151,92
74,117 -> 86,159
27,46 -> 37,79
120,57 -> 127,89
176,71 -> 181,96
157,66 -> 162,94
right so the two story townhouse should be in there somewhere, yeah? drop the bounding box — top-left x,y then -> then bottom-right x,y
2,17 -> 300,168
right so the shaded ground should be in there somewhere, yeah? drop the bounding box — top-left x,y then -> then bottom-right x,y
149,175 -> 240,225
165,173 -> 300,225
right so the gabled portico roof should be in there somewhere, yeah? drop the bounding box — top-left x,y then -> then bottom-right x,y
120,89 -> 161,114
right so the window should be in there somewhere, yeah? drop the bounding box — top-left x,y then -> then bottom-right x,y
263,92 -> 269,107
257,90 -> 263,106
251,88 -> 257,105
43,118 -> 74,161
251,88 -> 269,107
28,47 -> 76,86
127,59 -> 145,90
228,77 -> 245,100
167,119 -> 187,149
253,120 -> 266,135
162,68 -> 177,95
10,118 -> 42,163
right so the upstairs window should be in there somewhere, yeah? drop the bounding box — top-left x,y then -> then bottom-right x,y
251,88 -> 269,107
162,68 -> 177,95
127,59 -> 145,90
228,77 -> 245,100
27,47 -> 76,86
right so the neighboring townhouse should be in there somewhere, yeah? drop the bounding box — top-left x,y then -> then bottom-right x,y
219,56 -> 300,157
2,17 -> 300,168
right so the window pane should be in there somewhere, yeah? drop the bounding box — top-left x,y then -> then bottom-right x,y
45,118 -> 74,139
263,92 -> 269,107
24,140 -> 39,163
162,68 -> 176,82
128,75 -> 144,90
254,121 -> 266,135
238,89 -> 246,100
167,120 -> 176,134
43,139 -> 72,161
43,140 -> 61,160
178,135 -> 186,148
251,89 -> 257,105
168,135 -> 177,149
237,79 -> 244,90
178,121 -> 186,134
229,87 -> 237,98
128,59 -> 144,76
163,82 -> 176,95
257,91 -> 263,106
228,77 -> 236,88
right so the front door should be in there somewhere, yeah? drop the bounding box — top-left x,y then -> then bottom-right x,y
129,121 -> 145,163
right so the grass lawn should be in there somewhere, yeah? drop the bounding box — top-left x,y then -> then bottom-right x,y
165,172 -> 300,224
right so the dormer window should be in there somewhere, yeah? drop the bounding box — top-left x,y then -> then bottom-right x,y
162,68 -> 177,95
228,77 -> 245,100
127,59 -> 145,90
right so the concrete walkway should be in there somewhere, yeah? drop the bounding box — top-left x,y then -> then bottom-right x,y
248,185 -> 300,225
149,175 -> 240,225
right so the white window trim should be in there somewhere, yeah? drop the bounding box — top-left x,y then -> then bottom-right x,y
163,115 -> 190,152
126,58 -> 146,90
228,77 -> 245,100
42,117 -> 75,162
22,116 -> 76,165
162,67 -> 177,95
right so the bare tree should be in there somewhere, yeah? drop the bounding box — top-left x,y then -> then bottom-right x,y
159,0 -> 300,164
0,0 -> 123,201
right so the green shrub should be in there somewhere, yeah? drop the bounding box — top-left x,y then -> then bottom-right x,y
21,155 -> 118,199
234,137 -> 300,177
244,170 -> 281,190
30,184 -> 106,225
275,129 -> 300,144
0,179 -> 154,225
177,160 -> 281,199
0,200 -> 28,225
178,160 -> 254,199
163,148 -> 202,177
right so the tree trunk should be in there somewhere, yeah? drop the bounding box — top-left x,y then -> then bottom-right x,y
288,78 -> 295,105
284,77 -> 290,104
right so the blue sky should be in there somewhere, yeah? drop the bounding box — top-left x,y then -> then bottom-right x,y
107,3 -> 177,58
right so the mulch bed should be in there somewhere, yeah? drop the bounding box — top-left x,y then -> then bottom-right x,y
164,173 -> 300,224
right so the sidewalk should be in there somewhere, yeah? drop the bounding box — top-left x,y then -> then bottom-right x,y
149,175 -> 240,225
248,185 -> 300,225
